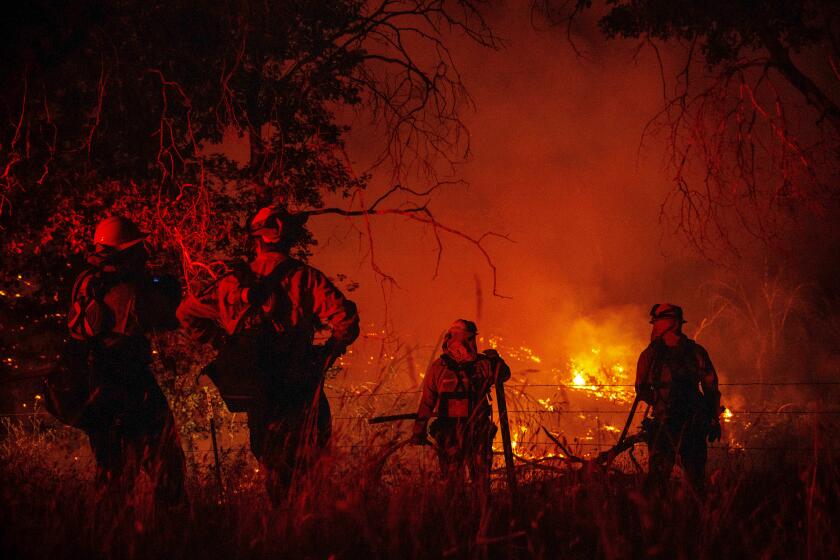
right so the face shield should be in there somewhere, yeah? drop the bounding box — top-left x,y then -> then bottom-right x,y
650,317 -> 681,341
443,320 -> 479,364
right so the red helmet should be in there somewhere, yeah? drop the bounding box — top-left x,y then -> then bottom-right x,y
248,205 -> 307,244
92,216 -> 147,253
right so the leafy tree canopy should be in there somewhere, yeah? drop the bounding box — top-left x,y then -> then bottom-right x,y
0,1 -> 495,396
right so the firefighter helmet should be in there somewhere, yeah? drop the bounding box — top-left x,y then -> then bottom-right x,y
448,319 -> 478,334
649,303 -> 686,324
248,205 -> 307,244
92,216 -> 147,253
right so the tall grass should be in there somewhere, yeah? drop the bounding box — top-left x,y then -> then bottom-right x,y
1,403 -> 837,560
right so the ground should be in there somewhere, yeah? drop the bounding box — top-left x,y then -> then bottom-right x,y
1,401 -> 836,559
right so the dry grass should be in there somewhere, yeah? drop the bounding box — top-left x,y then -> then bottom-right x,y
1,405 -> 838,560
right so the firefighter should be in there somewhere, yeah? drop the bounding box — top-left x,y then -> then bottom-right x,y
176,205 -> 359,503
635,303 -> 722,496
47,216 -> 186,506
410,320 -> 511,486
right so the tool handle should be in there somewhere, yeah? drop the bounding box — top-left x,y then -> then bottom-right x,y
367,412 -> 419,424
495,378 -> 518,496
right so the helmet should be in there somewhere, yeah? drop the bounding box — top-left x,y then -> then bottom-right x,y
649,303 -> 686,324
447,319 -> 478,335
92,216 -> 147,253
248,205 -> 307,244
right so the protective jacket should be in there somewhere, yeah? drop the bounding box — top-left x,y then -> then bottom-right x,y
47,265 -> 185,505
413,350 -> 511,438
178,252 -> 359,359
635,335 -> 720,421
48,268 -> 179,426
177,252 -> 359,411
177,251 -> 358,502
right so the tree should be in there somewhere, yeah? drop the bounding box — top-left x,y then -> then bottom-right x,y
1,0 -> 498,281
536,0 -> 840,256
0,1 -> 500,423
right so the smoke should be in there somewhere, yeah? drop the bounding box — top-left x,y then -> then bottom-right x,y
308,4 -> 837,391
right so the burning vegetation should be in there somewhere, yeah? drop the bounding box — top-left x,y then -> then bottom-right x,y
1,321 -> 839,558
2,0 -> 840,558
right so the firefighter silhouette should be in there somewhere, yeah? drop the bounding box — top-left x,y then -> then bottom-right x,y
635,304 -> 722,495
177,205 -> 359,503
47,216 -> 186,506
411,320 -> 511,486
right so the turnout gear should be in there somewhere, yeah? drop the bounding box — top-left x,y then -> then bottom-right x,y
177,249 -> 359,503
635,305 -> 721,496
413,331 -> 511,484
47,234 -> 185,506
636,337 -> 720,420
186,257 -> 303,412
708,417 -> 722,442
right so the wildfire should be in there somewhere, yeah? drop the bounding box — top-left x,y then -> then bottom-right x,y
551,314 -> 646,404
480,335 -> 542,364
564,353 -> 635,403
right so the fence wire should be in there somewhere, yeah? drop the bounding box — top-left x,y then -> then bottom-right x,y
3,380 -> 838,462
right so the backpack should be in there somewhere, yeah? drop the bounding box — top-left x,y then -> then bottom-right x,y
437,353 -> 496,420
45,267 -> 115,428
67,267 -> 116,341
650,338 -> 703,414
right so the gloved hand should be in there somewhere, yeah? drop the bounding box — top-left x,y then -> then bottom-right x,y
637,384 -> 655,405
708,418 -> 722,442
312,340 -> 345,374
409,432 -> 429,446
228,260 -> 253,285
227,261 -> 271,306
243,278 -> 272,307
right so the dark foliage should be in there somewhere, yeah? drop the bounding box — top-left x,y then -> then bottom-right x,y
0,1 -> 498,430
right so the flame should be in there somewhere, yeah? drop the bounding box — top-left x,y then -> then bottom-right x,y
555,316 -> 644,404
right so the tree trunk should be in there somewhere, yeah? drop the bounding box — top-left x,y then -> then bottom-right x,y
248,126 -> 264,172
761,32 -> 840,132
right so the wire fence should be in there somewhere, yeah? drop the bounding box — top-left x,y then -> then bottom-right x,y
3,374 -> 840,389
322,381 -> 840,397
3,380 -> 838,463
3,377 -> 840,420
